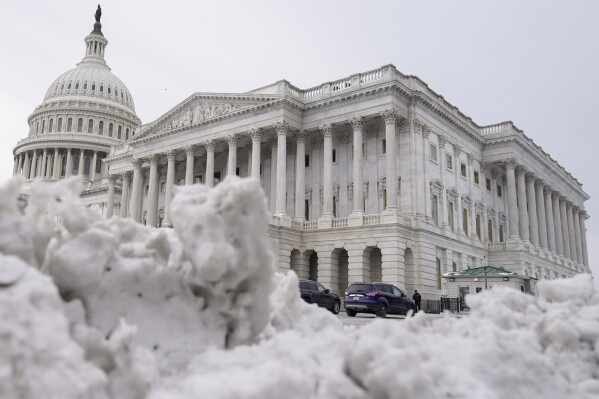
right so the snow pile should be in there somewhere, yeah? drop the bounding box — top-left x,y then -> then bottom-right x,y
1,176 -> 598,399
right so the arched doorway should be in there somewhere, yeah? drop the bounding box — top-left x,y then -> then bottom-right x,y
290,249 -> 302,277
337,249 -> 348,294
309,252 -> 318,281
364,246 -> 382,282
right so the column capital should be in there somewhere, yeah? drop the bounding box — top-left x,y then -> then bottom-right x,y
108,174 -> 117,183
295,130 -> 307,143
565,200 -> 573,209
147,153 -> 158,163
185,144 -> 196,156
572,205 -> 580,213
319,123 -> 334,138
349,116 -> 364,130
551,191 -> 561,200
453,144 -> 462,158
504,157 -> 517,170
515,165 -> 527,176
132,158 -> 143,168
120,171 -> 131,181
204,140 -> 215,151
467,152 -> 475,165
525,171 -> 536,183
438,135 -> 448,149
226,134 -> 238,146
559,194 -> 568,203
274,121 -> 290,135
535,179 -> 546,189
249,127 -> 262,141
165,149 -> 175,161
422,125 -> 431,139
379,109 -> 398,124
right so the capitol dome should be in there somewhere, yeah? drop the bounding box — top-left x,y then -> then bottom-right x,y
12,6 -> 141,208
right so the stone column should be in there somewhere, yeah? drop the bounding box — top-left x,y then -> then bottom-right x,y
16,154 -> 23,176
90,151 -> 98,181
559,197 -> 570,259
185,145 -> 195,185
52,149 -> 61,180
535,180 -> 548,250
525,173 -> 539,247
226,134 -> 238,176
29,151 -> 38,179
552,192 -> 564,256
294,131 -> 307,221
505,158 -> 519,239
205,140 -> 215,187
566,202 -> 577,263
515,166 -> 529,241
119,171 -> 131,218
23,151 -> 30,178
579,212 -> 589,266
320,123 -> 334,222
146,154 -> 159,227
423,126 -> 432,221
274,121 -> 289,218
250,128 -> 262,179
106,174 -> 116,218
12,156 -> 18,176
129,159 -> 142,222
544,187 -> 556,253
269,140 -> 277,213
380,110 -> 398,210
40,149 -> 48,179
163,150 -> 176,227
65,148 -> 73,177
350,117 -> 364,215
573,207 -> 583,265
77,149 -> 85,176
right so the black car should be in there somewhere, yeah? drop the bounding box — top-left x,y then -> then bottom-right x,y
299,279 -> 341,314
344,282 -> 416,318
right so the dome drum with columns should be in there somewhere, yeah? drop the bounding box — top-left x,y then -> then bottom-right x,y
13,6 -> 140,211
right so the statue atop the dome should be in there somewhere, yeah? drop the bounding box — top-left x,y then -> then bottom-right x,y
95,5 -> 102,22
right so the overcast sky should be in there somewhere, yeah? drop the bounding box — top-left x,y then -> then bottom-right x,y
1,0 -> 597,286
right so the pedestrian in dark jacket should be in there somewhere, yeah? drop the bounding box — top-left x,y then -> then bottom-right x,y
412,290 -> 422,312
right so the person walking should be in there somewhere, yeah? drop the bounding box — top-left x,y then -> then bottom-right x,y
412,290 -> 422,312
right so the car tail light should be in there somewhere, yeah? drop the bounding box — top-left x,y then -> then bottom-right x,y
365,292 -> 377,297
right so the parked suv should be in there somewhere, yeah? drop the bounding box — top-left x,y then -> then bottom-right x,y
344,282 -> 416,318
299,279 -> 341,314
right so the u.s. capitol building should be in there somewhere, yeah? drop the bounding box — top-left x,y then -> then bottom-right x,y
12,10 -> 590,298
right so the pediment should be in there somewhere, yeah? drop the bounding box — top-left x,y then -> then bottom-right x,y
135,93 -> 279,139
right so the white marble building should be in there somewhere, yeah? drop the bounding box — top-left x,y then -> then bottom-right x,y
12,11 -> 591,299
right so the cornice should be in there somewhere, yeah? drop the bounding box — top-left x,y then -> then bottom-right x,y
28,98 -> 140,125
13,133 -> 119,155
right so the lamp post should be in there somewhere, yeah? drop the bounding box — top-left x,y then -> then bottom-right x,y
482,256 -> 489,290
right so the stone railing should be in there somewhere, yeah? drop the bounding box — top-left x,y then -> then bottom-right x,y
363,214 -> 381,225
488,242 -> 507,251
480,123 -> 504,136
304,220 -> 318,231
332,217 -> 348,228
300,65 -> 389,100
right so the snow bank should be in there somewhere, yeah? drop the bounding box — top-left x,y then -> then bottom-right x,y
1,176 -> 598,399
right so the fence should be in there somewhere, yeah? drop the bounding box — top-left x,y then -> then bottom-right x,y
421,297 -> 465,314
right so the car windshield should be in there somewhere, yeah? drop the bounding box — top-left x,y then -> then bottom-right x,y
347,284 -> 375,293
316,283 -> 327,292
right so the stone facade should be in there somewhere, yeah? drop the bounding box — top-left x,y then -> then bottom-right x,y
12,15 -> 591,300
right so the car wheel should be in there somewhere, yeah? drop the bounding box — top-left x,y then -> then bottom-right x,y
302,295 -> 312,304
331,301 -> 341,315
346,309 -> 357,317
376,303 -> 387,318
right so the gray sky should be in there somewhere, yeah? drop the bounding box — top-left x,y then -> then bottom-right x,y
1,0 -> 598,287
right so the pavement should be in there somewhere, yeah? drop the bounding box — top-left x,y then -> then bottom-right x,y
337,310 -> 466,327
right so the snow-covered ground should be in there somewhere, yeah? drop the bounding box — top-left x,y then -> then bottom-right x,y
1,176 -> 598,399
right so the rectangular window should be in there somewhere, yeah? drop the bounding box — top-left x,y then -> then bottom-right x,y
383,189 -> 387,209
144,185 -> 149,196
430,144 -> 438,162
486,178 -> 491,191
474,171 -> 480,185
452,261 -> 457,272
460,162 -> 467,178
351,144 -> 354,160
448,202 -> 454,231
160,182 -> 165,193
499,225 -> 505,242
436,258 -> 442,289
488,220 -> 493,242
476,214 -> 481,239
362,142 -> 366,159
431,194 -> 439,226
382,139 -> 386,155
214,171 -> 221,184
332,148 -> 337,163
463,208 -> 469,235
260,162 -> 263,175
333,197 -> 337,217
446,154 -> 453,170
305,200 -> 309,220
236,167 -> 240,176
305,154 -> 310,168
497,184 -> 503,198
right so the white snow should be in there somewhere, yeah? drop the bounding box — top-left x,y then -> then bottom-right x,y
0,176 -> 598,399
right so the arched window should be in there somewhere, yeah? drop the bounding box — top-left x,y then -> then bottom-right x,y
107,87 -> 111,94
49,119 -> 54,133
117,126 -> 122,140
67,118 -> 73,132
88,119 -> 94,133
125,128 -> 129,141
84,158 -> 91,176
41,120 -> 46,133
57,118 -> 63,132
100,85 -> 104,93
75,82 -> 80,90
36,122 -> 39,134
84,82 -> 88,90
108,123 -> 113,137
60,83 -> 64,90
98,121 -> 104,135
77,118 -> 83,132
73,156 -> 80,175
115,89 -> 118,97
95,157 -> 102,173
92,83 -> 96,91
61,156 -> 67,177
67,82 -> 71,90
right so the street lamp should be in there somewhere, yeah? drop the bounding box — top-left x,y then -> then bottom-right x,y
482,256 -> 488,290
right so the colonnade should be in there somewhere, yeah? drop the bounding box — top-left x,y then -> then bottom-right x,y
504,158 -> 588,266
13,148 -> 105,181
108,110 -> 401,228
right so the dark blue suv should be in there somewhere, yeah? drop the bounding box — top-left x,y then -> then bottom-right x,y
344,282 -> 416,318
